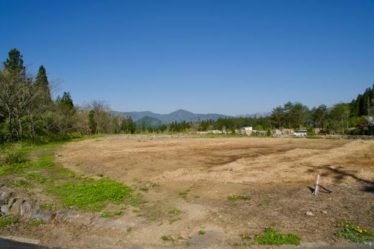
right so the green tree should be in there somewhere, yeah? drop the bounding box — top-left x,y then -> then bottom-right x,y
57,92 -> 74,109
3,48 -> 26,79
328,103 -> 350,134
35,65 -> 52,102
311,105 -> 328,129
88,110 -> 97,134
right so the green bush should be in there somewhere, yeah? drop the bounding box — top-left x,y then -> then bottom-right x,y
255,228 -> 300,245
3,145 -> 28,164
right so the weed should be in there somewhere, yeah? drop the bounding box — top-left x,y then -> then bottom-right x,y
255,228 -> 300,245
227,194 -> 251,202
168,208 -> 182,224
0,216 -> 19,228
179,188 -> 191,200
257,199 -> 271,207
161,234 -> 185,243
198,227 -> 206,235
336,220 -> 374,243
26,219 -> 44,228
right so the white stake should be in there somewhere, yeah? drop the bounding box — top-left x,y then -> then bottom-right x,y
314,174 -> 320,196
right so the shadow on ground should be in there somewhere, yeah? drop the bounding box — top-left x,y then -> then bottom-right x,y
0,238 -> 55,249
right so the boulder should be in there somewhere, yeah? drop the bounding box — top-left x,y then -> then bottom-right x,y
9,199 -> 23,215
20,201 -> 33,218
0,205 -> 9,215
31,209 -> 54,223
0,191 -> 12,206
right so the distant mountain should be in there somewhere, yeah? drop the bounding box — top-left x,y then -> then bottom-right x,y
114,109 -> 230,124
136,116 -> 163,128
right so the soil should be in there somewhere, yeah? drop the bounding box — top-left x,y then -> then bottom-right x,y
1,135 -> 374,249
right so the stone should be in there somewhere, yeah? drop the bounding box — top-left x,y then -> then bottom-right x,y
7,197 -> 17,209
306,211 -> 314,216
9,199 -> 24,215
0,191 -> 11,206
1,205 -> 9,215
20,201 -> 33,218
31,209 -> 54,223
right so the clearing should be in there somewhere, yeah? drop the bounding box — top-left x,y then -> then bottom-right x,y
1,135 -> 374,249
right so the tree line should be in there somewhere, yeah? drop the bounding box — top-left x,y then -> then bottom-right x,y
1,48 -> 373,143
0,49 -> 136,143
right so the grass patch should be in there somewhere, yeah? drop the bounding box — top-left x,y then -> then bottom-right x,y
227,194 -> 251,202
255,228 -> 300,245
0,216 -> 19,229
0,140 -> 143,213
48,178 -> 141,212
336,220 -> 374,243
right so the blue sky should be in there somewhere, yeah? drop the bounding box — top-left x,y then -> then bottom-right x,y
1,0 -> 373,115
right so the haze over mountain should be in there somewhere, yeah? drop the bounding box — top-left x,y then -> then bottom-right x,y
114,109 -> 270,125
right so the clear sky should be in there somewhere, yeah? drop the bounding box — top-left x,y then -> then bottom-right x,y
1,0 -> 373,115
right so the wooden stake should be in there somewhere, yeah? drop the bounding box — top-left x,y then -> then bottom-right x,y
314,174 -> 320,196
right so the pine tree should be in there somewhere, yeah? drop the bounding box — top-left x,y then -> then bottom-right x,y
3,48 -> 26,79
35,65 -> 52,102
57,92 -> 74,109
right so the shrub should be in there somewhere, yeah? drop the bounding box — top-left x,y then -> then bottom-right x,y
4,145 -> 28,164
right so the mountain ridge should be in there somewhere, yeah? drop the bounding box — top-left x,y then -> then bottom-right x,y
113,109 -> 270,124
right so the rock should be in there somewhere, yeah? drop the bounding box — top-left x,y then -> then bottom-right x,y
31,209 -> 54,223
1,205 -> 9,215
322,210 -> 328,215
20,201 -> 33,218
9,199 -> 24,215
7,197 -> 17,209
0,191 -> 12,206
306,211 -> 314,216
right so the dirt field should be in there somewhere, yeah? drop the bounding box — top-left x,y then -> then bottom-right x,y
5,135 -> 374,249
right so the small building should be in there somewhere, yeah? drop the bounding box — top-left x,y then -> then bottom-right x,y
240,126 -> 253,136
294,130 -> 307,137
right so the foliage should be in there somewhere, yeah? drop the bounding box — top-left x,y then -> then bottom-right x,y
336,220 -> 374,243
2,144 -> 28,164
255,228 -> 300,245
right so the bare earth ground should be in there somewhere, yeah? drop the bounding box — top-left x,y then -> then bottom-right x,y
3,135 -> 374,249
